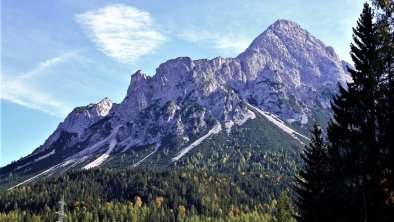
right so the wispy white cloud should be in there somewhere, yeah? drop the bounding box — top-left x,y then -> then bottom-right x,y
1,79 -> 70,117
39,57 -> 64,69
17,51 -> 75,80
214,38 -> 250,53
1,54 -> 74,117
177,29 -> 250,54
75,4 -> 166,64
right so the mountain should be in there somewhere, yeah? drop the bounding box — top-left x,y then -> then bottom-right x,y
0,19 -> 351,189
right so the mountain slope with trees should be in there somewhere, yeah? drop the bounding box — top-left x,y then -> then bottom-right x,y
0,168 -> 293,221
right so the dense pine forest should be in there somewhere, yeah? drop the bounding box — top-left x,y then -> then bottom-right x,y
0,169 -> 294,221
0,0 -> 393,221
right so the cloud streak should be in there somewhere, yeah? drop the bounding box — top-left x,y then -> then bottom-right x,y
1,80 -> 70,117
18,52 -> 75,80
75,4 -> 166,64
177,29 -> 250,54
1,53 -> 74,117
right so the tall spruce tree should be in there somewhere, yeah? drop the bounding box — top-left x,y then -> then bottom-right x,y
295,123 -> 328,222
327,3 -> 385,221
373,0 -> 394,219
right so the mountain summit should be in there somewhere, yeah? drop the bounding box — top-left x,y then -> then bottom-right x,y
1,20 -> 350,189
240,19 -> 350,86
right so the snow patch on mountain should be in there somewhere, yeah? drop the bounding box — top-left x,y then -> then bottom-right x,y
119,137 -> 144,152
67,125 -> 122,163
34,150 -> 55,162
14,150 -> 56,171
224,121 -> 235,134
83,128 -> 119,169
172,123 -> 222,162
248,104 -> 309,144
8,163 -> 63,190
132,143 -> 160,167
225,109 -> 256,134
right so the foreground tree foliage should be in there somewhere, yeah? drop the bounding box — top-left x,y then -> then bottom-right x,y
295,2 -> 394,221
295,124 -> 328,222
373,0 -> 394,219
327,3 -> 394,221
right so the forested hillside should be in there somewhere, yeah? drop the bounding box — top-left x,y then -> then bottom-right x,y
0,168 -> 294,221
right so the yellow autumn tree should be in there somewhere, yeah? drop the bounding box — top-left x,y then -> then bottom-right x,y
178,205 -> 186,214
134,196 -> 142,208
154,196 -> 164,208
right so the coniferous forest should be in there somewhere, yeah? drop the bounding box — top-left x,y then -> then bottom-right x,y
1,1 -> 393,221
0,169 -> 292,221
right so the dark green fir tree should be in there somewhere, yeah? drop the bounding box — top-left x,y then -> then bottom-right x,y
295,123 -> 328,222
373,0 -> 394,219
327,3 -> 386,221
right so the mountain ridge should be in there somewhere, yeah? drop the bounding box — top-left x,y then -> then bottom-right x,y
1,19 -> 350,189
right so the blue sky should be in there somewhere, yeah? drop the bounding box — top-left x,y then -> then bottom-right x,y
1,0 -> 364,166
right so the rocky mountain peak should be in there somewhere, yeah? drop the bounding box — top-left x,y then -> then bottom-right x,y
241,19 -> 307,53
237,19 -> 350,86
131,70 -> 148,81
96,97 -> 113,117
116,20 -> 351,126
16,19 -> 352,171
155,57 -> 193,84
60,98 -> 113,134
128,70 -> 150,92
72,97 -> 112,116
32,97 -> 114,154
268,19 -> 302,31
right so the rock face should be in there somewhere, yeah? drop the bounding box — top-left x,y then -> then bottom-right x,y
238,19 -> 351,120
3,19 -> 351,180
33,98 -> 113,154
